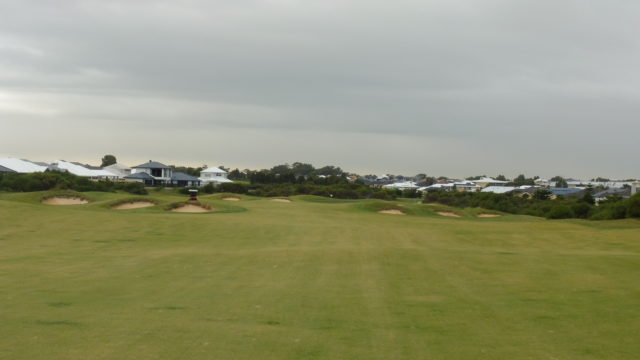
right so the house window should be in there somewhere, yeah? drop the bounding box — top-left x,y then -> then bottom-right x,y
151,168 -> 162,177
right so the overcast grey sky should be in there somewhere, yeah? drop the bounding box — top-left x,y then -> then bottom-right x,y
1,0 -> 639,178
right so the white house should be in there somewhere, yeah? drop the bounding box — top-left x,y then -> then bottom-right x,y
199,167 -> 232,184
0,158 -> 48,173
632,181 -> 640,195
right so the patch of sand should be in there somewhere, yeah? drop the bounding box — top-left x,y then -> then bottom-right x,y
113,201 -> 155,210
271,198 -> 291,203
478,213 -> 501,218
222,197 -> 241,201
436,211 -> 461,218
171,204 -> 212,213
379,209 -> 406,215
42,197 -> 88,205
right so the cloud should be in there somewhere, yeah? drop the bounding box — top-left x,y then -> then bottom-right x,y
0,1 -> 639,178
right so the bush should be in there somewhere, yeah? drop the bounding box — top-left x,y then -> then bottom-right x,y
546,205 -> 574,219
627,194 -> 640,218
219,182 -> 249,194
202,183 -> 215,194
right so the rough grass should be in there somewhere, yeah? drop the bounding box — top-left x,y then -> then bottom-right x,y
0,192 -> 639,359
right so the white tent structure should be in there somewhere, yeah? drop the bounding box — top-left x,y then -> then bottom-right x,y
199,167 -> 232,184
0,158 -> 48,173
103,163 -> 131,177
53,160 -> 119,180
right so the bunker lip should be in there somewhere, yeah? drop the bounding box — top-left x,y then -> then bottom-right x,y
270,198 -> 291,203
477,213 -> 501,218
222,197 -> 241,201
171,204 -> 213,213
42,197 -> 88,205
436,211 -> 461,218
379,209 -> 406,215
112,201 -> 155,210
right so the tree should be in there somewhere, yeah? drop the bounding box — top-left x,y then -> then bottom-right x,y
551,176 -> 568,188
100,154 -> 117,167
291,162 -> 315,176
495,175 -> 507,181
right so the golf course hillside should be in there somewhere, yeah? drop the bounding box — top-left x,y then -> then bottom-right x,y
1,191 -> 639,359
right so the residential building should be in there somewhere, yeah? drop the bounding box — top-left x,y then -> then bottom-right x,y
550,187 -> 585,199
473,177 -> 508,188
170,172 -> 201,187
130,161 -> 173,186
199,167 -> 232,184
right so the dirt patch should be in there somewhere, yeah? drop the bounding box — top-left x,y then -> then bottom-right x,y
379,209 -> 406,215
436,211 -> 461,218
222,197 -> 241,201
113,201 -> 155,210
42,197 -> 88,205
478,213 -> 501,218
270,198 -> 291,203
171,204 -> 212,213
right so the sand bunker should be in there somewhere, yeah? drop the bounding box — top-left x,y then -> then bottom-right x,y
222,197 -> 241,201
379,209 -> 406,215
113,201 -> 155,210
436,211 -> 461,218
271,198 -> 291,203
171,204 -> 212,213
42,197 -> 88,205
478,213 -> 501,218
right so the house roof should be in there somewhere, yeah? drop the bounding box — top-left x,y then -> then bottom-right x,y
200,167 -> 228,174
124,172 -> 155,180
171,172 -> 200,181
550,188 -> 584,195
482,186 -> 516,194
104,163 -> 131,170
594,188 -> 631,198
0,164 -> 16,173
132,160 -> 172,169
0,158 -> 48,173
474,177 -> 508,183
55,160 -> 116,177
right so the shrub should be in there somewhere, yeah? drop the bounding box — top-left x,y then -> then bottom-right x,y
546,205 -> 574,219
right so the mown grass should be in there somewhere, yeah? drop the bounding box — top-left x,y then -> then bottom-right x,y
0,191 -> 638,359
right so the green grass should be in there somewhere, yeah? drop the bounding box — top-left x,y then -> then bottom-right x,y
0,191 -> 639,359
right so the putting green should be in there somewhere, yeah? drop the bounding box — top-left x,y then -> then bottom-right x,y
0,191 -> 639,359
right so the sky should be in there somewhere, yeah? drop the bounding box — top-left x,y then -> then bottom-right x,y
1,0 -> 639,179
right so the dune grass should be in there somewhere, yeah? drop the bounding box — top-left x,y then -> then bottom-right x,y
0,191 -> 639,359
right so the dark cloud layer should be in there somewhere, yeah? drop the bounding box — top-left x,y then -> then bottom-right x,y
1,1 -> 639,178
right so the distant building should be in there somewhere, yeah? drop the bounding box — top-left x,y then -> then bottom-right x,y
383,181 -> 419,191
52,160 -> 117,180
631,181 -> 640,195
473,177 -> 509,188
550,187 -> 585,199
130,160 -> 173,186
103,163 -> 131,177
199,167 -> 232,185
0,164 -> 16,173
482,186 -> 516,194
0,158 -> 48,173
593,188 -> 631,205
170,172 -> 201,187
